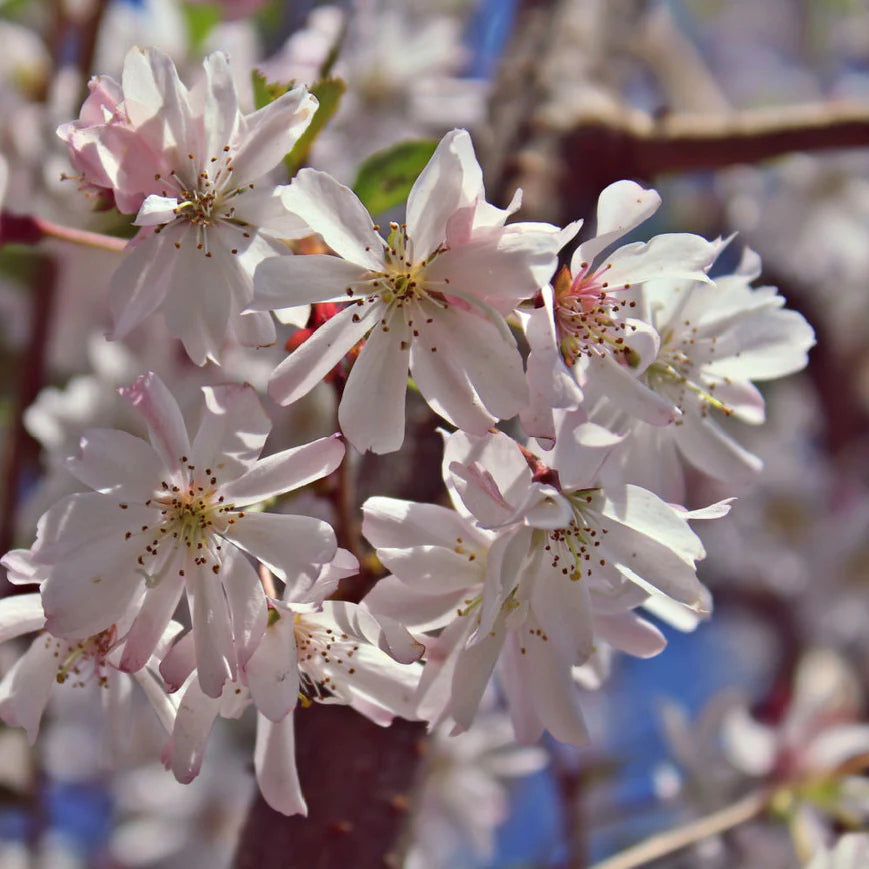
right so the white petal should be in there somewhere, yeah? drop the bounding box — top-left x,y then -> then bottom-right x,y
254,713 -> 307,816
595,611 -> 667,658
225,513 -> 337,580
339,314 -> 410,454
0,594 -> 45,643
222,546 -> 268,667
169,678 -> 221,783
190,382 -> 270,477
120,371 -> 190,475
253,254 -> 370,309
281,170 -> 384,270
268,301 -> 380,406
220,434 -> 344,506
0,635 -> 57,743
67,428 -> 162,499
187,567 -> 235,698
244,611 -> 299,722
406,129 -> 482,260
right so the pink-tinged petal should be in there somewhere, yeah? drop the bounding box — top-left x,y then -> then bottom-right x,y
160,631 -> 197,692
254,713 -> 307,816
426,224 -> 560,309
705,378 -> 765,425
410,331 -> 495,435
406,129 -> 482,261
595,611 -> 667,658
676,414 -> 763,485
281,170 -> 384,270
220,434 -> 344,506
225,513 -> 337,581
0,549 -> 40,586
121,47 -> 192,155
582,356 -> 675,428
528,545 -> 594,664
0,635 -> 58,743
363,575 -> 469,633
551,412 -> 624,491
574,180 -> 662,266
0,594 -> 45,643
169,678 -> 221,783
200,51 -> 239,160
642,593 -> 707,632
602,503 -> 708,610
449,629 -> 505,733
159,239 -> 237,366
66,428 -> 162,499
442,430 -> 533,521
233,86 -> 317,184
41,528 -> 146,639
34,494 -> 152,563
284,548 -> 359,606
187,568 -> 235,698
190,383 -> 270,477
806,725 -> 869,771
135,195 -> 180,226
233,310 -> 277,349
120,371 -> 190,475
361,497 -> 488,552
253,253 -> 370,310
415,304 -> 527,422
102,670 -> 134,764
244,611 -> 299,721
601,233 -> 721,289
268,301 -> 381,406
339,314 -> 410,454
222,546 -> 268,667
132,668 -> 178,734
501,626 -> 590,746
119,565 -> 185,673
108,224 -> 184,340
374,546 -> 484,595
322,601 -> 424,665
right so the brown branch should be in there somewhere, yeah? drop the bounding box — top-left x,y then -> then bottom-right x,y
0,254 -> 56,569
233,704 -> 426,869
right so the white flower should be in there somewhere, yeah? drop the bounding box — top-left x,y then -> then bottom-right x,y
162,551 -> 422,815
57,47 -> 318,364
0,592 -> 177,754
521,179 -> 721,443
253,128 -> 567,453
18,371 -> 344,699
582,246 -> 815,500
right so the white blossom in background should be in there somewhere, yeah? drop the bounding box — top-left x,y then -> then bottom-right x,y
12,371 -> 345,699
254,128 -> 568,453
58,47 -> 317,364
404,705 -> 547,869
807,834 -> 869,869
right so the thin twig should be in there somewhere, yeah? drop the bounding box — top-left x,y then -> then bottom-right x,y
0,212 -> 129,253
588,789 -> 770,869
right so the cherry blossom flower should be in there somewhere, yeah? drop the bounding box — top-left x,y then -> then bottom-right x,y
162,551 -> 422,815
58,47 -> 318,364
521,179 -> 721,443
0,592 -> 178,754
581,246 -> 815,501
18,371 -> 344,699
253,128 -> 568,453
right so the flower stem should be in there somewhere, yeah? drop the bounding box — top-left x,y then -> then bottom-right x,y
589,789 -> 770,869
32,215 -> 129,252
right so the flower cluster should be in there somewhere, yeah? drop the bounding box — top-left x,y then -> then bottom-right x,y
0,43 -> 815,829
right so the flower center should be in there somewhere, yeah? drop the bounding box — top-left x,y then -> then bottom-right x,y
553,264 -> 638,366
121,456 -> 243,580
52,624 -> 118,688
293,615 -> 360,703
543,492 -> 606,582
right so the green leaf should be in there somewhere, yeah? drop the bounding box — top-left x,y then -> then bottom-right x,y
182,3 -> 221,53
251,69 -> 294,111
352,140 -> 438,216
250,72 -> 346,179
283,77 -> 346,177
